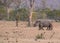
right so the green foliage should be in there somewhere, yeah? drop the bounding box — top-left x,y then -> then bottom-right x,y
36,8 -> 60,19
35,33 -> 45,40
35,8 -> 51,19
53,10 -> 60,16
0,7 -> 6,14
0,7 -> 7,20
9,10 -> 16,20
17,8 -> 29,21
47,10 -> 60,19
32,12 -> 37,21
0,6 -> 60,21
8,8 -> 60,21
9,8 -> 29,21
47,11 -> 55,19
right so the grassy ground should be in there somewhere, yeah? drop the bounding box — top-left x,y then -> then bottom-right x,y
0,21 -> 60,43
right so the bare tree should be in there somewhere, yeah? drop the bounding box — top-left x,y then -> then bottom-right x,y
14,0 -> 21,27
2,0 -> 21,21
41,0 -> 47,19
3,0 -> 11,20
28,0 -> 35,26
41,0 -> 46,10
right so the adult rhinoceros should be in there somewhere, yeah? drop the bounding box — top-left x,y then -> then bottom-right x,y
33,19 -> 53,30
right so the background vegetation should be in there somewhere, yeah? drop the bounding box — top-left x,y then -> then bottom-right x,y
0,0 -> 60,21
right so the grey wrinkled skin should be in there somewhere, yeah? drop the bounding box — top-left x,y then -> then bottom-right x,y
34,20 -> 53,30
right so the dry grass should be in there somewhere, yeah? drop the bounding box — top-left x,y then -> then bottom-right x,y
0,21 -> 60,43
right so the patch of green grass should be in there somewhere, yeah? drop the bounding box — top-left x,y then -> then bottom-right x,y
35,33 -> 45,40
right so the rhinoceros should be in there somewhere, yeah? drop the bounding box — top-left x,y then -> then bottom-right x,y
33,19 -> 53,30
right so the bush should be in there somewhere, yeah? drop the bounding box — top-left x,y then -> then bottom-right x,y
17,8 -> 29,21
35,33 -> 45,40
32,12 -> 37,21
0,7 -> 7,20
9,8 -> 29,21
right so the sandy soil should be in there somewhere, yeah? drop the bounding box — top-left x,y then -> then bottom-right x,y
0,21 -> 60,43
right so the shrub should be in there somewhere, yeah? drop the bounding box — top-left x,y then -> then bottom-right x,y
35,33 -> 45,40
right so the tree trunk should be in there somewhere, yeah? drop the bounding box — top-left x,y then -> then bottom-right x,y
28,0 -> 34,26
41,0 -> 47,19
28,9 -> 33,26
7,8 -> 10,20
6,7 -> 9,20
16,13 -> 19,27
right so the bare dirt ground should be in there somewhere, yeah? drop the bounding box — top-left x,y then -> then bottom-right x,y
0,21 -> 60,43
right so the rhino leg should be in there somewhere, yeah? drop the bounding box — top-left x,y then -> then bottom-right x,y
39,27 -> 42,30
46,27 -> 50,30
39,27 -> 44,30
39,24 -> 44,30
50,26 -> 53,30
39,25 -> 42,30
47,24 -> 53,30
